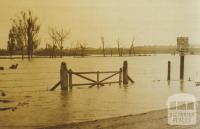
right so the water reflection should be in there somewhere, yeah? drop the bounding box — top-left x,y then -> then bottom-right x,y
180,81 -> 184,92
167,80 -> 170,86
59,91 -> 72,108
123,85 -> 129,93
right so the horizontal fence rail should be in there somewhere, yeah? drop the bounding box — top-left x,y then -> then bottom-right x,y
72,70 -> 120,88
72,71 -> 120,74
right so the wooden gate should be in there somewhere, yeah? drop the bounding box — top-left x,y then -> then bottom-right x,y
50,61 -> 134,91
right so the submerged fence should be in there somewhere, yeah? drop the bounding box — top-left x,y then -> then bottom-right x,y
50,61 -> 134,91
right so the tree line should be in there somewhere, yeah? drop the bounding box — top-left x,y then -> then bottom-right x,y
8,11 -> 40,59
5,10 -> 138,59
6,10 -> 71,59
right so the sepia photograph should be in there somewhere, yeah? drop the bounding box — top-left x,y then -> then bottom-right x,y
0,0 -> 200,129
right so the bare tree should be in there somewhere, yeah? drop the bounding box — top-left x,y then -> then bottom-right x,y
11,12 -> 26,59
48,29 -> 57,58
121,48 -> 124,57
7,27 -> 16,59
14,24 -> 25,59
79,41 -> 87,57
117,38 -> 120,56
68,42 -> 73,56
117,38 -> 123,56
11,10 -> 40,60
72,42 -> 80,56
101,37 -> 105,56
129,37 -> 135,56
45,43 -> 52,58
27,13 -> 40,59
48,27 -> 70,58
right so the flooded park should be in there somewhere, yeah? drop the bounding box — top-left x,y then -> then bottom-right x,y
1,54 -> 200,128
1,0 -> 200,128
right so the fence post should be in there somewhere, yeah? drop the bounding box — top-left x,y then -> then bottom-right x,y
119,68 -> 122,85
60,62 -> 68,90
123,61 -> 128,85
69,69 -> 72,90
167,61 -> 171,81
97,71 -> 99,87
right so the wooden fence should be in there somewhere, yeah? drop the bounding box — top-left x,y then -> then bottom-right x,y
50,61 -> 134,91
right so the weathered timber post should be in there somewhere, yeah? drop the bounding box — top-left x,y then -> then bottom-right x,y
119,68 -> 122,85
167,61 -> 171,81
69,69 -> 72,90
60,62 -> 68,90
177,37 -> 188,80
180,55 -> 184,80
97,71 -> 99,87
123,61 -> 128,85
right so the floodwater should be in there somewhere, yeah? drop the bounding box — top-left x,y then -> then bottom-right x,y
1,54 -> 200,128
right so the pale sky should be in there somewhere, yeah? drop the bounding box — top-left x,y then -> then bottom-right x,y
0,0 -> 200,48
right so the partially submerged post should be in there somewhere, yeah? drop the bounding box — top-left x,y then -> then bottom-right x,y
167,61 -> 171,81
60,62 -> 68,90
97,71 -> 100,87
177,37 -> 189,80
180,55 -> 184,80
119,68 -> 122,85
69,69 -> 72,90
123,61 -> 128,85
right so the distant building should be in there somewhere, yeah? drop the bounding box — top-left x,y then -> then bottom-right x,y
177,37 -> 189,53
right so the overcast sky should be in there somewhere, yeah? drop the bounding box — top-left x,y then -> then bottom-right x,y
0,0 -> 200,48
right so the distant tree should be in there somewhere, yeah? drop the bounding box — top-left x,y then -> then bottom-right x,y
27,11 -> 40,59
7,27 -> 16,59
11,13 -> 26,59
68,42 -> 73,56
48,27 -> 70,58
73,42 -> 80,56
13,24 -> 25,59
117,39 -> 120,56
48,28 -> 57,58
117,38 -> 123,56
79,41 -> 87,57
101,37 -> 105,57
129,37 -> 135,56
49,41 -> 57,58
11,10 -> 40,60
45,43 -> 53,57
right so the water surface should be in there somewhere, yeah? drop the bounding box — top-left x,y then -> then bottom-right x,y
0,54 -> 200,127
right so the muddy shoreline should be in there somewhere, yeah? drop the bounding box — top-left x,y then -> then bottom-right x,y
42,102 -> 200,129
0,94 -> 199,129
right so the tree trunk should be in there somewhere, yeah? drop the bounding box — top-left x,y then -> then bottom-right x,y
103,43 -> 105,57
53,48 -> 55,58
133,47 -> 135,56
9,51 -> 13,59
117,43 -> 120,56
121,48 -> 123,57
21,47 -> 24,60
27,19 -> 33,60
30,45 -> 33,58
60,41 -> 63,58
60,47 -> 63,58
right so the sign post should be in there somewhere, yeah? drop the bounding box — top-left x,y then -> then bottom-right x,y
177,37 -> 189,80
